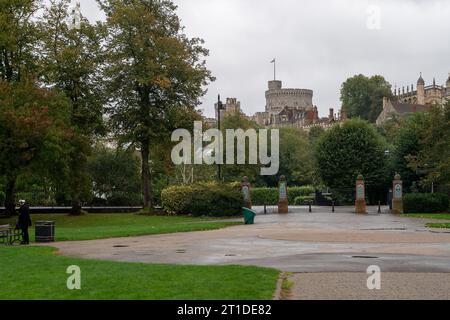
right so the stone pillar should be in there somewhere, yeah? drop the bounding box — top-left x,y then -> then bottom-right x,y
241,176 -> 252,209
278,175 -> 289,214
392,173 -> 403,214
355,174 -> 367,214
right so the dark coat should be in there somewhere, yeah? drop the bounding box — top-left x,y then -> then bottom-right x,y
18,204 -> 32,229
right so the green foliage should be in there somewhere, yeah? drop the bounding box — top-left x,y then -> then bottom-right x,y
406,103 -> 450,192
221,114 -> 263,184
262,127 -> 317,187
392,112 -> 428,191
294,196 -> 315,205
315,119 -> 389,201
0,79 -> 72,215
251,186 -> 315,205
251,188 -> 278,205
88,145 -> 142,206
40,0 -> 107,214
340,74 -> 393,122
0,0 -> 40,82
403,193 -> 449,214
100,0 -> 214,208
0,191 -> 5,206
161,183 -> 243,217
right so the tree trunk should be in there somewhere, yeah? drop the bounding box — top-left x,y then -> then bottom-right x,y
141,141 -> 153,210
71,198 -> 82,216
4,176 -> 17,217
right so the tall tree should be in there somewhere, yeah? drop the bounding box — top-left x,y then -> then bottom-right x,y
99,0 -> 213,210
340,74 -> 393,122
40,0 -> 106,215
0,0 -> 42,215
0,79 -> 71,216
0,0 -> 40,83
406,103 -> 450,192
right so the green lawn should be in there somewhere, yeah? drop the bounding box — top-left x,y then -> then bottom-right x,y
0,247 -> 279,300
402,213 -> 450,220
427,223 -> 450,229
401,213 -> 450,229
0,214 -> 240,241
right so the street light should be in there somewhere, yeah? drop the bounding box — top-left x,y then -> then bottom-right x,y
217,95 -> 225,181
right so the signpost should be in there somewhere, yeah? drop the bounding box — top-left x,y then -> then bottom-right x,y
278,176 -> 288,214
241,176 -> 252,209
355,174 -> 367,214
392,173 -> 403,214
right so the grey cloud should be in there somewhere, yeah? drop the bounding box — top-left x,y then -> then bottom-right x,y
63,0 -> 450,118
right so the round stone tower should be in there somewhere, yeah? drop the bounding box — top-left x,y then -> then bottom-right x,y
265,80 -> 314,114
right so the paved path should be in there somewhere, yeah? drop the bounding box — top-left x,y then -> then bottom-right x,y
39,206 -> 450,299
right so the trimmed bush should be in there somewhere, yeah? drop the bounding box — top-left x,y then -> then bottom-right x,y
403,193 -> 449,213
251,188 -> 278,206
0,191 -> 4,206
161,183 -> 243,217
294,196 -> 315,205
251,186 -> 315,205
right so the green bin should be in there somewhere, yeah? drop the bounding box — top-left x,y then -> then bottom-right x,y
242,207 -> 256,225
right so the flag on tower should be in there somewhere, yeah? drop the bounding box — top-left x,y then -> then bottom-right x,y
270,59 -> 275,63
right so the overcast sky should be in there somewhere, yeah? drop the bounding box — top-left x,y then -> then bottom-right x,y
73,0 -> 450,118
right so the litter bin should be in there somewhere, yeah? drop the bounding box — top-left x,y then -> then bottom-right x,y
242,207 -> 256,225
35,221 -> 55,243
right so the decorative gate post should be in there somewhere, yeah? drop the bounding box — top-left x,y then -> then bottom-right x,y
241,176 -> 252,209
355,174 -> 367,214
392,173 -> 403,214
278,175 -> 289,214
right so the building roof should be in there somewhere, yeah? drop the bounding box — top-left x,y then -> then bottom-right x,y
391,101 -> 429,115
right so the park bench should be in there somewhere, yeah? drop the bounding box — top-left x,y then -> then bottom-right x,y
0,224 -> 22,245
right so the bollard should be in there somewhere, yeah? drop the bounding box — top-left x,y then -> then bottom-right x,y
378,201 -> 381,213
332,201 -> 335,213
309,201 -> 312,213
264,203 -> 267,215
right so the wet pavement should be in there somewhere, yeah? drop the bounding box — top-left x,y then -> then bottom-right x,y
41,206 -> 450,273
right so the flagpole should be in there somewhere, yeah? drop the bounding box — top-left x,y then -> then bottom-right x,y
270,58 -> 276,80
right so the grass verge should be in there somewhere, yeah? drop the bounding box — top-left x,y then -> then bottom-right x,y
0,247 -> 279,300
401,213 -> 450,220
0,214 -> 240,241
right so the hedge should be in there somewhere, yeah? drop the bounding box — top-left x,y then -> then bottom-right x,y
0,191 -> 4,206
251,186 -> 315,205
294,196 -> 315,205
403,193 -> 449,213
161,183 -> 243,217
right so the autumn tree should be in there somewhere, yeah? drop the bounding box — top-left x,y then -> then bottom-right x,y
40,0 -> 106,214
99,0 -> 213,210
0,79 -> 71,216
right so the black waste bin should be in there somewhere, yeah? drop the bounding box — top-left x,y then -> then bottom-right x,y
35,221 -> 55,243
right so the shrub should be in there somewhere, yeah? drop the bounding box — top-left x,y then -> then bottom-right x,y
161,183 -> 243,217
403,193 -> 449,213
0,191 -> 5,206
251,188 -> 278,205
251,186 -> 315,205
294,196 -> 315,205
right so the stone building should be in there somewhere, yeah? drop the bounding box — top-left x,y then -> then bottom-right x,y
252,79 -> 346,131
214,98 -> 246,121
395,73 -> 450,105
376,97 -> 430,126
376,73 -> 450,125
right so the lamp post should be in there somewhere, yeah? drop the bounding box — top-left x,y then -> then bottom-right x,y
217,95 -> 225,181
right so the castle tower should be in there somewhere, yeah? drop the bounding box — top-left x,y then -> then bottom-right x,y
417,73 -> 425,105
446,73 -> 450,89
